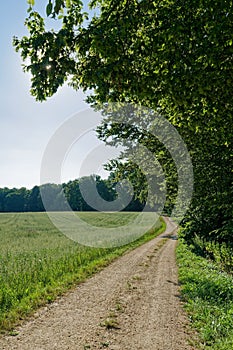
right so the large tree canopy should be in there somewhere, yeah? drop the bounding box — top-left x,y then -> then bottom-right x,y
14,0 -> 233,243
15,1 -> 233,107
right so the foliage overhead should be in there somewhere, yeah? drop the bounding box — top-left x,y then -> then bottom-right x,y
14,0 -> 233,244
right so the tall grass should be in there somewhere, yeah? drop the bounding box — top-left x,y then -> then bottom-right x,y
177,239 -> 233,349
0,212 -> 165,331
190,234 -> 233,274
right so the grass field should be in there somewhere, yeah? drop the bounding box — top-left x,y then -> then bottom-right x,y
0,212 -> 165,332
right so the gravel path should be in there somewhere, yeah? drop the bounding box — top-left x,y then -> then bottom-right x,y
0,217 -> 196,350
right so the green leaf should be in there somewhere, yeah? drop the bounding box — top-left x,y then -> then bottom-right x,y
46,2 -> 53,17
54,0 -> 64,14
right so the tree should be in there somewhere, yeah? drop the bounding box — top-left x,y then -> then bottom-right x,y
40,183 -> 68,211
4,188 -> 28,212
14,0 -> 233,243
63,179 -> 82,211
27,185 -> 44,211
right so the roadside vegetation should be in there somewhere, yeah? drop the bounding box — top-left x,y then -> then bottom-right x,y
0,212 -> 165,332
177,239 -> 233,350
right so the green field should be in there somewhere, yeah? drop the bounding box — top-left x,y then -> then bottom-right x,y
0,212 -> 165,332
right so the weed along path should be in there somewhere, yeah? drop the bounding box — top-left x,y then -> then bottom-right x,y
0,217 -> 196,350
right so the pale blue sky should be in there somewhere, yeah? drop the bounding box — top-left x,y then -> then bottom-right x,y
0,1 -> 106,189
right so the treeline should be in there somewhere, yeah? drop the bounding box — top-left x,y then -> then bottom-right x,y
0,175 -> 144,213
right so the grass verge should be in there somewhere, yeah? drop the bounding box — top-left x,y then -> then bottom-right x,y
176,239 -> 233,350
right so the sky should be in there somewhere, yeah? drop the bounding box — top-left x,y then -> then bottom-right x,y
0,0 -> 109,189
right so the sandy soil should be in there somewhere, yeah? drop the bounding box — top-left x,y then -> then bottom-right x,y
0,217 -> 196,350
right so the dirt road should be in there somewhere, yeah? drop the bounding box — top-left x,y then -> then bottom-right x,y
0,217 -> 196,349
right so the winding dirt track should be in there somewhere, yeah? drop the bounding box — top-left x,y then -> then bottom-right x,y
0,217 -> 196,349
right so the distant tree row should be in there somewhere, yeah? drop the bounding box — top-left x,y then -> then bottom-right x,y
0,175 -> 144,213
